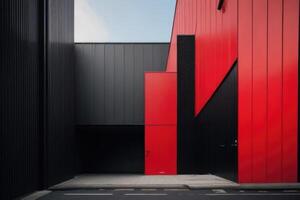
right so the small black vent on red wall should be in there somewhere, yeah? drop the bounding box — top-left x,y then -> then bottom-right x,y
217,0 -> 225,10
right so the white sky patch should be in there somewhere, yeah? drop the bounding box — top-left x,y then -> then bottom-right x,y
75,0 -> 109,42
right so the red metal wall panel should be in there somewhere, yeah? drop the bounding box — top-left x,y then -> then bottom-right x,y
145,125 -> 177,175
238,0 -> 253,183
144,72 -> 177,175
267,0 -> 283,182
165,0 -> 298,183
252,0 -> 267,183
282,0 -> 299,182
145,73 -> 177,125
238,0 -> 299,183
167,0 -> 239,173
167,0 -> 238,115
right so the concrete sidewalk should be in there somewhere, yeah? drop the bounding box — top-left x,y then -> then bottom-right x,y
50,174 -> 238,189
50,174 -> 300,190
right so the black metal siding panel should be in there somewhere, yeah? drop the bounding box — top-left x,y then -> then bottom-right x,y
152,44 -> 169,71
0,0 -> 40,199
85,45 -> 94,123
75,43 -> 169,125
143,45 -> 153,71
152,45 -> 163,71
124,45 -> 135,124
46,0 -> 77,187
133,45 -> 144,124
161,45 -> 169,69
78,125 -> 144,173
114,45 -> 125,123
177,36 -> 197,174
194,64 -> 238,181
104,45 -> 115,123
93,45 -> 105,123
75,45 -> 89,123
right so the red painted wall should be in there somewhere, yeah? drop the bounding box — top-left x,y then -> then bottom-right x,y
166,0 -> 299,183
145,125 -> 177,175
145,73 -> 177,125
144,72 -> 177,175
166,0 -> 237,115
238,0 -> 299,183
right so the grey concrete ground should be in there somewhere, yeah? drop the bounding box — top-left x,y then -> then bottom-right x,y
50,174 -> 238,190
21,174 -> 300,199
37,188 -> 300,200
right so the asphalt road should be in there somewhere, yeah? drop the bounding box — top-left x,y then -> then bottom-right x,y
38,188 -> 300,200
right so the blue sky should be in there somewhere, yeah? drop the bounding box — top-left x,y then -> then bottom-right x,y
75,0 -> 176,42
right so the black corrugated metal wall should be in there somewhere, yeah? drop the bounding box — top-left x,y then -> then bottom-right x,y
75,43 -> 169,173
46,0 -> 78,187
0,0 -> 77,199
75,43 -> 169,125
0,0 -> 170,197
177,36 -> 238,180
0,0 -> 41,199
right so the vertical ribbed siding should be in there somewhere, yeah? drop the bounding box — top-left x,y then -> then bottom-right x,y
0,0 -> 40,199
46,0 -> 77,186
0,0 -> 76,197
238,0 -> 299,183
75,43 -> 169,125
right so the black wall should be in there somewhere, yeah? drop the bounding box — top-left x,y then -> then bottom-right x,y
78,126 -> 144,173
75,43 -> 169,173
46,0 -> 78,187
177,35 -> 238,181
177,36 -> 198,174
0,0 -> 76,199
75,43 -> 169,125
195,63 -> 238,181
0,1 -> 41,199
